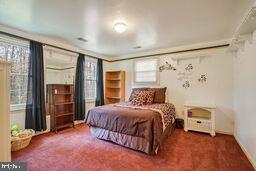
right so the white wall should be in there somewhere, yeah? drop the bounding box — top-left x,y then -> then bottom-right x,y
10,109 -> 26,130
106,48 -> 234,134
233,30 -> 256,168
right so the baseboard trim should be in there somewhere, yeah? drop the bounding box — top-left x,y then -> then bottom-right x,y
34,129 -> 50,136
234,134 -> 256,169
215,130 -> 233,135
33,121 -> 84,136
74,120 -> 85,125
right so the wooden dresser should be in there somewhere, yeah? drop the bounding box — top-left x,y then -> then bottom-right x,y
46,84 -> 74,132
105,71 -> 125,104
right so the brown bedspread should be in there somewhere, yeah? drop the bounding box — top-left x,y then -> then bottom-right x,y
85,104 -> 163,152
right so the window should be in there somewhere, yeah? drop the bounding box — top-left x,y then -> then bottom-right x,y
134,58 -> 159,83
0,36 -> 29,109
84,57 -> 97,100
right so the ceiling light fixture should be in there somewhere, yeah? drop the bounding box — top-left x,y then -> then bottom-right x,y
77,37 -> 88,42
114,22 -> 127,33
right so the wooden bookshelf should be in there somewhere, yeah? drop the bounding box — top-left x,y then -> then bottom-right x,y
105,71 -> 125,104
46,84 -> 74,132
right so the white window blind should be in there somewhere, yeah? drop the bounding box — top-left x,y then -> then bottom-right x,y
134,59 -> 158,83
84,57 -> 97,100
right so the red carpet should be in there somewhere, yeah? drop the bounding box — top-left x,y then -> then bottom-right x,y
12,124 -> 254,171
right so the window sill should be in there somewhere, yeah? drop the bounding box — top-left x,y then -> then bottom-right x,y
85,99 -> 96,103
10,104 -> 26,111
134,81 -> 160,85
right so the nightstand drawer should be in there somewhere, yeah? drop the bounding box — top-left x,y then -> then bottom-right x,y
187,119 -> 212,132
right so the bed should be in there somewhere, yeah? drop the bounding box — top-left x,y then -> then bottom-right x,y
85,87 -> 176,155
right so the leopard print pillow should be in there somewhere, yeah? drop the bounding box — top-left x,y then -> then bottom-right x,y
129,88 -> 149,101
131,90 -> 155,106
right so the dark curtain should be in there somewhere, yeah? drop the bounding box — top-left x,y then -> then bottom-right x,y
74,53 -> 85,120
25,40 -> 46,131
95,58 -> 104,106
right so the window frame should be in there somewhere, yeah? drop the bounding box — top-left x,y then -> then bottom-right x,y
133,58 -> 160,85
0,35 -> 29,111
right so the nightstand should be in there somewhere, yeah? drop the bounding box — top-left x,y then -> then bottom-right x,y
184,103 -> 216,136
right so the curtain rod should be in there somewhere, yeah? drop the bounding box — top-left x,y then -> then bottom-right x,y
46,67 -> 75,71
0,31 -> 110,62
110,44 -> 230,62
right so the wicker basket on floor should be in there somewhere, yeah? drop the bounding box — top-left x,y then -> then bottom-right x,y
11,129 -> 35,151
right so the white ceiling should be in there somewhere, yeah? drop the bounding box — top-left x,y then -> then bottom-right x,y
0,0 -> 254,58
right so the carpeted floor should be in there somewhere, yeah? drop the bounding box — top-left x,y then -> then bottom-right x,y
12,124 -> 254,171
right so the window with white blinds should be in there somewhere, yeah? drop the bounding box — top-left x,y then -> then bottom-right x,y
134,58 -> 159,83
84,57 -> 97,100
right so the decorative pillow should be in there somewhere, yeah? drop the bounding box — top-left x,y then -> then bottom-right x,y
131,90 -> 155,106
148,87 -> 167,103
129,87 -> 149,101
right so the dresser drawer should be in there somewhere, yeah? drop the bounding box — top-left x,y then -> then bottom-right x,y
187,119 -> 212,132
